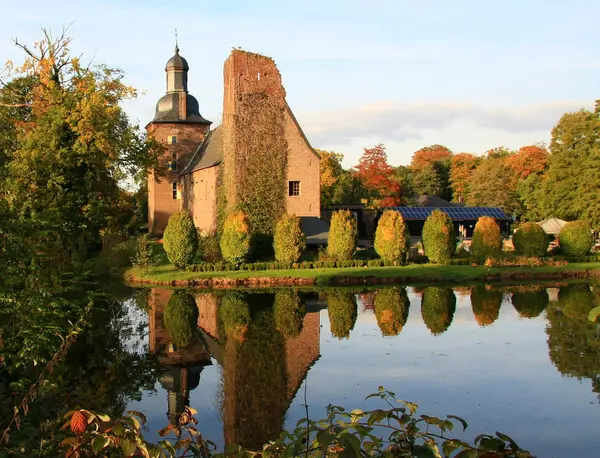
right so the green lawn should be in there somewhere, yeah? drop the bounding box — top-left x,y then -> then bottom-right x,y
126,260 -> 600,287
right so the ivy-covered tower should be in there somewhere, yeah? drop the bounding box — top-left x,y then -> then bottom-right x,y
146,43 -> 212,234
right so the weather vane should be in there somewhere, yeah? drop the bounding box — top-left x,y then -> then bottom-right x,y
174,29 -> 179,52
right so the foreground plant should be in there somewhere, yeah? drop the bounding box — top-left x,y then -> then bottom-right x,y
60,387 -> 533,457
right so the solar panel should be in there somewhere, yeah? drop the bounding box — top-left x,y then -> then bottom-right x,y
387,206 -> 509,221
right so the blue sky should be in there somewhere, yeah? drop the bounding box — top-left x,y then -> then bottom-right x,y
1,0 -> 598,167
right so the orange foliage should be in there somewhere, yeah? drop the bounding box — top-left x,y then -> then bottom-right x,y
410,144 -> 452,170
505,145 -> 549,180
71,411 -> 87,436
355,144 -> 401,207
449,153 -> 480,201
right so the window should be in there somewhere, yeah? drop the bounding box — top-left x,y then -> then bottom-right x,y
167,152 -> 177,171
167,135 -> 177,145
172,182 -> 178,200
288,181 -> 300,196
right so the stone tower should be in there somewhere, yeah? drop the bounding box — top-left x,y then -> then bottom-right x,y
147,43 -> 212,234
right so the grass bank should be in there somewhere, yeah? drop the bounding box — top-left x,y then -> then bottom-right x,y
126,261 -> 600,288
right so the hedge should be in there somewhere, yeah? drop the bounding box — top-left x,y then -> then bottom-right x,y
420,287 -> 456,335
220,210 -> 251,264
513,222 -> 548,257
163,290 -> 198,348
327,210 -> 357,261
163,211 -> 198,268
274,214 -> 306,263
471,216 -> 502,261
373,287 -> 409,336
422,210 -> 455,264
559,221 -> 593,257
374,210 -> 409,263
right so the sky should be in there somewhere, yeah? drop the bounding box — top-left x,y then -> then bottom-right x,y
1,0 -> 598,167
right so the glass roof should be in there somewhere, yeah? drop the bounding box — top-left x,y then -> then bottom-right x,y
387,207 -> 509,221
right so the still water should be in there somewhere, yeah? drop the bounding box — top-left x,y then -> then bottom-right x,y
120,284 -> 600,458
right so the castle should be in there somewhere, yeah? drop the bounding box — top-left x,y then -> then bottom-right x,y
147,44 -> 325,241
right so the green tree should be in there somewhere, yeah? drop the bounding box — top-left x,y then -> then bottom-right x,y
422,210 -> 455,264
393,166 -> 415,205
273,213 -> 306,263
163,291 -> 199,349
466,159 -> 519,216
512,289 -> 548,318
374,210 -> 409,263
273,290 -> 305,338
512,222 -> 548,257
220,210 -> 251,264
412,162 -> 450,200
327,292 -> 358,339
374,287 -> 410,336
327,210 -> 357,261
543,102 -> 600,226
421,287 -> 456,335
163,211 -> 198,268
471,216 -> 503,261
317,149 -> 345,208
516,174 -> 545,222
559,221 -> 593,256
330,171 -> 368,205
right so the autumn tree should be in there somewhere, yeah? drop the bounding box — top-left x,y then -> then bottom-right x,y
1,29 -> 160,262
506,144 -> 549,181
466,159 -> 520,215
410,145 -> 452,200
355,144 -> 402,208
543,102 -> 600,227
410,144 -> 452,170
449,153 -> 480,203
317,149 -> 344,208
393,166 -> 415,205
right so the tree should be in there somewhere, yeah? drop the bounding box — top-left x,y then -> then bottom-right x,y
466,159 -> 520,216
327,292 -> 358,339
2,29 -> 160,262
374,210 -> 409,263
330,171 -> 368,206
506,144 -> 549,181
512,222 -> 548,257
410,144 -> 452,170
470,286 -> 502,327
412,162 -> 450,200
543,102 -> 600,226
373,288 -> 410,336
162,211 -> 198,268
516,174 -> 545,222
512,289 -> 548,318
317,149 -> 345,208
220,210 -> 252,264
559,221 -> 593,256
421,287 -> 456,335
450,153 -> 480,203
393,166 -> 415,205
422,210 -> 455,264
355,144 -> 402,208
163,291 -> 198,349
327,210 -> 357,261
273,213 -> 305,263
471,216 -> 502,261
273,290 -> 305,338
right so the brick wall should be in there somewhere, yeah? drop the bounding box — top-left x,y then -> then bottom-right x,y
181,166 -> 219,234
147,123 -> 208,234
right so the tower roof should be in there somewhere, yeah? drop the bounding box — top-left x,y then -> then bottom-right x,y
165,45 -> 189,71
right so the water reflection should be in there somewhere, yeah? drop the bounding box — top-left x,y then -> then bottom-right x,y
140,283 -> 600,456
421,287 -> 456,335
373,287 -> 410,336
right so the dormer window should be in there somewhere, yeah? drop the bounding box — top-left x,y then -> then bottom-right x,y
167,135 -> 177,145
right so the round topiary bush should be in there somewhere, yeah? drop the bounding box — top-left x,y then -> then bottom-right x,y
511,289 -> 549,318
274,290 -> 306,338
559,221 -> 593,257
219,292 -> 251,342
471,216 -> 502,261
421,287 -> 456,335
558,284 -> 594,320
220,210 -> 251,264
274,214 -> 306,263
373,287 -> 410,336
374,210 -> 410,263
163,211 -> 198,268
327,210 -> 357,261
422,210 -> 455,264
164,291 -> 198,349
327,292 -> 357,339
513,222 -> 548,257
470,286 -> 502,327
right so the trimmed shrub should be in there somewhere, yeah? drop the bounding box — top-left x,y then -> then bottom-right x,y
373,287 -> 410,336
470,286 -> 502,327
274,214 -> 306,263
558,284 -> 594,320
274,290 -> 306,338
163,211 -> 198,268
559,221 -> 593,257
220,210 -> 251,264
511,290 -> 548,318
219,292 -> 251,342
327,210 -> 357,261
421,287 -> 456,335
513,222 -> 548,257
374,210 -> 410,263
327,292 -> 357,339
163,291 -> 198,349
134,233 -> 153,269
471,216 -> 502,261
197,230 -> 222,262
422,210 -> 455,264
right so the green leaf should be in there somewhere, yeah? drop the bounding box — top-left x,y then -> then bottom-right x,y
412,444 -> 439,458
442,440 -> 461,457
158,440 -> 176,457
448,415 -> 468,431
455,450 -> 478,458
340,433 -> 362,457
127,410 -> 148,425
496,431 -> 520,450
92,435 -> 110,454
126,415 -> 141,431
97,414 -> 110,422
479,437 -> 506,452
315,430 -> 334,449
367,409 -> 388,427
588,305 -> 600,322
112,423 -> 125,437
121,439 -> 137,457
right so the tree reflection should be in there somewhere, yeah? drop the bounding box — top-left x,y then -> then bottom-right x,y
274,290 -> 306,338
546,284 -> 600,394
164,291 -> 199,349
374,287 -> 410,336
219,292 -> 251,342
511,289 -> 549,318
421,287 -> 456,335
470,286 -> 503,327
327,291 -> 358,339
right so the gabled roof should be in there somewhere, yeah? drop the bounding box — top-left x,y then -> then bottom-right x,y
537,217 -> 567,235
416,195 -> 463,207
180,126 -> 223,175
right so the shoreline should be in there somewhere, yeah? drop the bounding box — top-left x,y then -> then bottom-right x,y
125,262 -> 600,289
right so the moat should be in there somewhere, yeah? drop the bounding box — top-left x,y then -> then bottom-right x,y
103,283 -> 600,458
